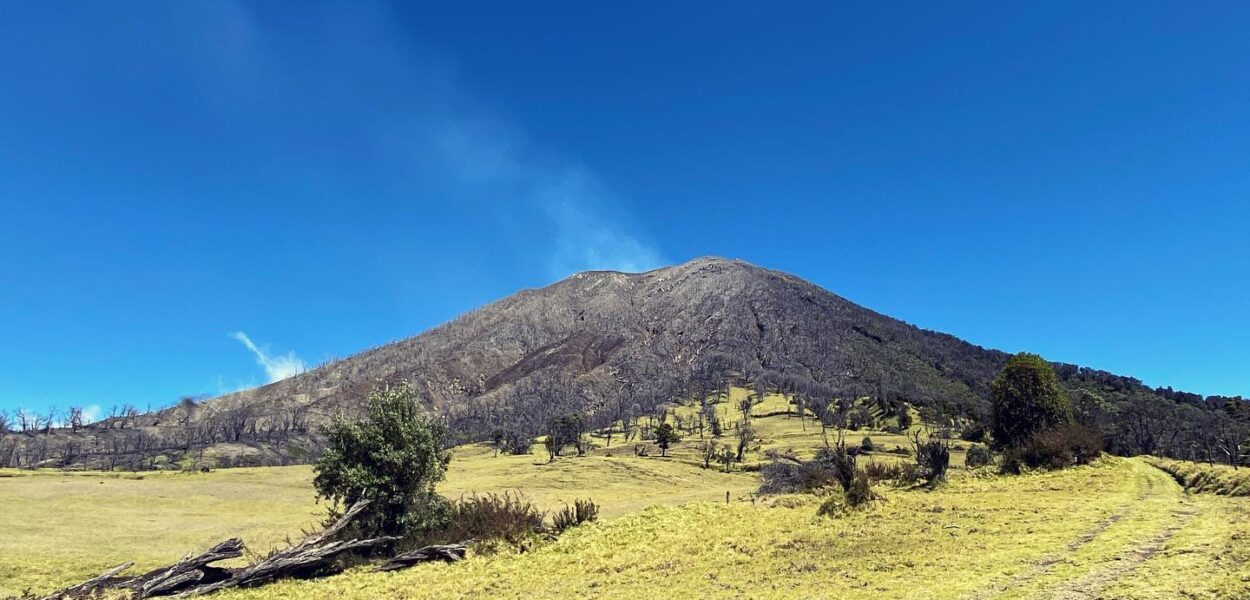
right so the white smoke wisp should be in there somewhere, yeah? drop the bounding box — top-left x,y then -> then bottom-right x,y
436,121 -> 665,278
229,331 -> 307,383
80,405 -> 102,425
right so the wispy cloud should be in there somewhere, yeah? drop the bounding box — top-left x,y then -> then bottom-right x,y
229,331 -> 306,383
189,2 -> 666,279
437,120 -> 665,278
540,172 -> 664,276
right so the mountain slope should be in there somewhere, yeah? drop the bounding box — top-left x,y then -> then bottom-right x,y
218,257 -> 1007,425
5,256 -> 1243,469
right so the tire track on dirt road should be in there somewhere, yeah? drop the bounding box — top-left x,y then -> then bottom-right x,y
961,460 -> 1187,600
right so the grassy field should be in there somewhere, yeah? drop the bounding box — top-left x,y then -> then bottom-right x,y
209,458 -> 1250,600
0,466 -> 320,598
4,392 -> 1248,599
0,439 -> 755,597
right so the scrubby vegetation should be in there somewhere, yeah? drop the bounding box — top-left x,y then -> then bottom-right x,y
964,444 -> 992,468
431,492 -> 546,546
551,499 -> 600,533
911,431 -> 951,486
198,458 -> 1249,600
989,354 -> 1104,474
1000,422 -> 1104,474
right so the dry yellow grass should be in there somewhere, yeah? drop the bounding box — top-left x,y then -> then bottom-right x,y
0,467 -> 320,598
0,440 -> 755,597
209,457 -> 1250,600
4,393 -> 1248,599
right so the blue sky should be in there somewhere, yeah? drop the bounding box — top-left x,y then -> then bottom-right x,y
2,2 -> 1248,418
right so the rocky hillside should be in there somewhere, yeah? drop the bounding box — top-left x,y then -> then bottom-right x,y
5,256 -> 1242,469
216,257 -> 1008,424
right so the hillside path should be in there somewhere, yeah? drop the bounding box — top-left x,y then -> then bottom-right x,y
962,459 -> 1194,600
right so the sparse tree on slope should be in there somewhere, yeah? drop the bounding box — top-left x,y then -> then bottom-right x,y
990,353 -> 1073,449
655,422 -> 679,457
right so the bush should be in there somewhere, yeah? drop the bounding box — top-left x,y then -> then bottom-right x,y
845,470 -> 876,507
314,383 -> 451,539
860,436 -> 875,453
960,421 -> 989,443
912,433 -> 950,487
991,353 -> 1073,449
760,440 -> 857,495
551,499 -> 599,533
860,461 -> 901,482
965,444 -> 992,468
759,453 -> 836,493
815,444 -> 857,493
817,470 -> 877,517
1000,423 -> 1103,474
429,492 -> 545,546
654,423 -> 680,457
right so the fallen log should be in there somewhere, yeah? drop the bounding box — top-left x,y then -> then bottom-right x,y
40,562 -> 134,600
373,544 -> 467,572
39,501 -> 396,599
177,501 -> 395,597
129,539 -> 244,597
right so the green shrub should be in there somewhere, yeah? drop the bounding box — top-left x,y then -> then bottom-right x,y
965,444 -> 992,468
817,470 -> 877,517
991,353 -> 1073,449
960,421 -> 989,443
1000,424 -> 1102,474
860,461 -> 901,482
654,423 -> 680,457
313,382 -> 451,539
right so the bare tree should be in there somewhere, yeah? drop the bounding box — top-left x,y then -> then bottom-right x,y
15,408 -> 36,433
699,440 -> 718,469
67,406 -> 85,433
1215,421 -> 1250,469
735,419 -> 753,462
43,405 -> 59,433
121,404 -> 139,429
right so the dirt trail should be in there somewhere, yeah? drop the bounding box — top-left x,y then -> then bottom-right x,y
962,460 -> 1193,600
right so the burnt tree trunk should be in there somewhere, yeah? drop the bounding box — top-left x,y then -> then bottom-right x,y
40,501 -> 397,599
